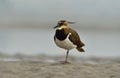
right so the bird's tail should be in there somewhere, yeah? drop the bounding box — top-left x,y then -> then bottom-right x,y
76,47 -> 85,52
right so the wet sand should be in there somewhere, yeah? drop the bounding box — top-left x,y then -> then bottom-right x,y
0,60 -> 120,78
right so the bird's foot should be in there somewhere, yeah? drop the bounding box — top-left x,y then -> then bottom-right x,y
60,61 -> 70,64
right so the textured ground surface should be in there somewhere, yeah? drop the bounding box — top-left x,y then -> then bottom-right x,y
0,61 -> 120,78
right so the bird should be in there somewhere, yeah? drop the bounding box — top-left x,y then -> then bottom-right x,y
54,20 -> 85,63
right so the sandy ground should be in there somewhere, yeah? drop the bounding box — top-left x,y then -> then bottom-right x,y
0,54 -> 120,78
0,60 -> 120,78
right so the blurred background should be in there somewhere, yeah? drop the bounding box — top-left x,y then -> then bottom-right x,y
0,0 -> 120,58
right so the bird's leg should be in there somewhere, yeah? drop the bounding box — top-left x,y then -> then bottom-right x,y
60,50 -> 70,64
65,50 -> 69,63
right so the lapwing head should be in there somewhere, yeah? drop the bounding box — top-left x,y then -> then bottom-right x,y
54,20 -> 75,29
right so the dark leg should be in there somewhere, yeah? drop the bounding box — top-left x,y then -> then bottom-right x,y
65,50 -> 69,63
60,50 -> 70,64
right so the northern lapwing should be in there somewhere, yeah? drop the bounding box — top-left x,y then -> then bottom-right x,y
54,20 -> 85,63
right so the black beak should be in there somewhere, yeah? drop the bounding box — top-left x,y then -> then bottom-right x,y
54,25 -> 58,29
68,22 -> 75,24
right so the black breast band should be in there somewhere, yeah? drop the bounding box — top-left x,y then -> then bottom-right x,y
55,29 -> 67,41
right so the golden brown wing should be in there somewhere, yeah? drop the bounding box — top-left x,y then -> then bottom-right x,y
64,28 -> 85,47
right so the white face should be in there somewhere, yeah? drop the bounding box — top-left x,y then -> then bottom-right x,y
57,20 -> 68,30
57,25 -> 68,30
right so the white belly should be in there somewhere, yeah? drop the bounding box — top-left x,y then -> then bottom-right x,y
55,37 -> 77,50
